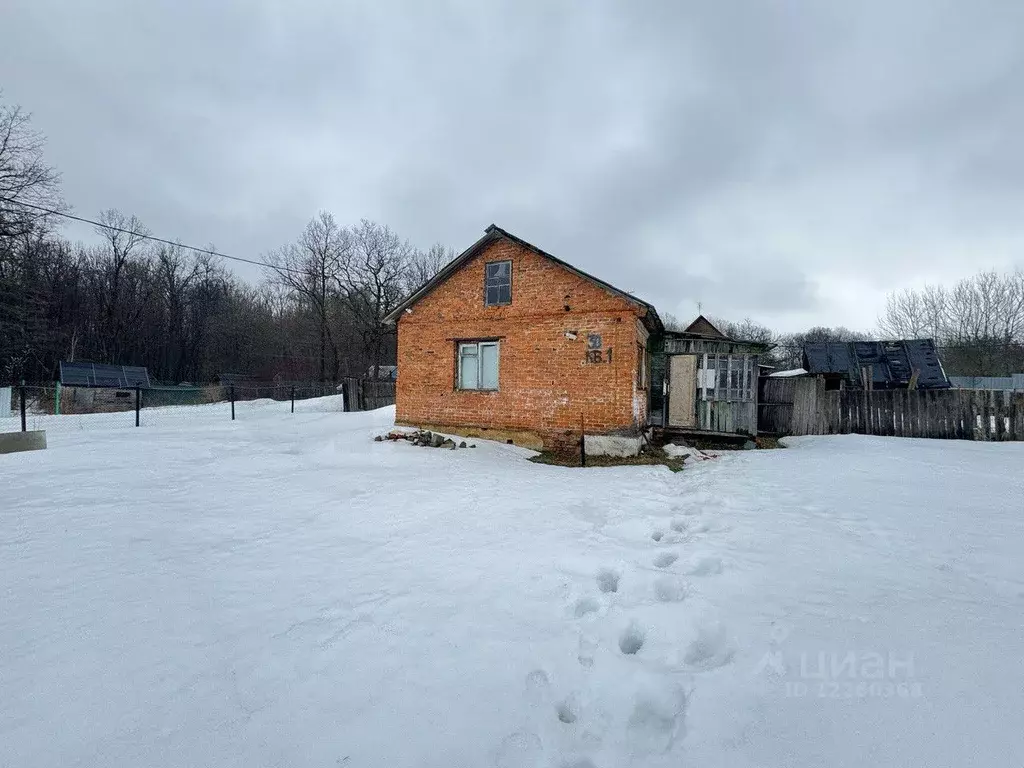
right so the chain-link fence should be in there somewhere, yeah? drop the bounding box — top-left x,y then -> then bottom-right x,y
0,382 -> 389,438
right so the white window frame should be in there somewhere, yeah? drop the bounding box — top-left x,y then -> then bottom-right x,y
457,341 -> 500,391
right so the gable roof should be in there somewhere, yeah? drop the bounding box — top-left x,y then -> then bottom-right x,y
803,339 -> 950,389
681,315 -> 727,339
384,224 -> 663,331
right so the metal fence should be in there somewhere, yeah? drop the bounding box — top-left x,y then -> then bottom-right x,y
0,382 -> 375,437
948,374 -> 1024,391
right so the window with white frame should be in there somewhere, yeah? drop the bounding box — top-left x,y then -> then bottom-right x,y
457,341 -> 499,390
484,261 -> 512,306
698,353 -> 756,402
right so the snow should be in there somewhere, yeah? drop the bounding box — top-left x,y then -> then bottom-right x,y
3,401 -> 1024,767
768,367 -> 808,377
661,443 -> 714,462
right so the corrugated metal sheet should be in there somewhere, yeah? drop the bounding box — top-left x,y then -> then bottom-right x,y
949,375 -> 1024,391
803,339 -> 950,390
59,361 -> 151,389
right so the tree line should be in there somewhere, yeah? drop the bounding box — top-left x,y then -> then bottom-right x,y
0,95 -> 450,386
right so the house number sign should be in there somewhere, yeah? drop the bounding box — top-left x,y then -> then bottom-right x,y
584,333 -> 612,363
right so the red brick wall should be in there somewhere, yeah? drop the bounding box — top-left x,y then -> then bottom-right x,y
395,237 -> 651,448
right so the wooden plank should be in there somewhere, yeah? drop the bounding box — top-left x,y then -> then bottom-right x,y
980,390 -> 991,441
1014,392 -> 1024,441
994,390 -> 1006,441
971,390 -> 983,440
668,355 -> 698,428
935,390 -> 946,438
894,390 -> 905,438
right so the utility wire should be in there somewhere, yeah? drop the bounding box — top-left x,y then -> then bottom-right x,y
0,198 -> 302,275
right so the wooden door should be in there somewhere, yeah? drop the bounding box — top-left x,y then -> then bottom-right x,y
668,355 -> 698,427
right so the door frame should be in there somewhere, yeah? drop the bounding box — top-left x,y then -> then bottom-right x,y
666,353 -> 700,428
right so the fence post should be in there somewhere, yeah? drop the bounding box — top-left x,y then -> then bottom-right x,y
55,381 -> 62,416
135,385 -> 141,427
291,385 -> 295,413
580,412 -> 587,467
230,384 -> 236,421
20,383 -> 27,432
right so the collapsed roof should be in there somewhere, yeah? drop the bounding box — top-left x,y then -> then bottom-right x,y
802,340 -> 950,389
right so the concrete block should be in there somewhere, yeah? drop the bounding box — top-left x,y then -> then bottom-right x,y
584,434 -> 641,457
0,430 -> 47,455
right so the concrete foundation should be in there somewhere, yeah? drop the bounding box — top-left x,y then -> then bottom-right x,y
0,430 -> 47,455
584,434 -> 642,457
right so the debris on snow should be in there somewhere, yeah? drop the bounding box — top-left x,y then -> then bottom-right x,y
377,429 -> 465,448
662,442 -> 713,462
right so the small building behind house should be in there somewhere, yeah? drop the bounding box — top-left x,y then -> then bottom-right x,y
385,225 -> 662,453
803,339 -> 950,390
366,365 -> 398,381
56,361 -> 152,411
648,316 -> 769,440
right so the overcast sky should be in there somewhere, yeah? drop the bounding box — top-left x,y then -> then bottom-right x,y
3,0 -> 1023,332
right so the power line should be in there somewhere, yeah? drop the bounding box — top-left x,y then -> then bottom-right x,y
0,198 -> 302,275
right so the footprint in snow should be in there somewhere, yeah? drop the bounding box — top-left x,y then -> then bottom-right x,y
573,596 -> 601,618
555,694 -> 579,724
577,633 -> 597,669
596,568 -> 620,594
619,622 -> 646,655
653,552 -> 678,568
670,518 -> 687,533
653,576 -> 689,603
684,621 -> 735,670
627,681 -> 688,755
494,730 -> 543,768
651,530 -> 665,542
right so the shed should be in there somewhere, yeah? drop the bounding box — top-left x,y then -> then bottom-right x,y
56,361 -> 152,411
803,339 -> 950,390
650,316 -> 769,438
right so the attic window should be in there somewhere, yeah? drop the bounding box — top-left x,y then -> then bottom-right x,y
484,260 -> 512,306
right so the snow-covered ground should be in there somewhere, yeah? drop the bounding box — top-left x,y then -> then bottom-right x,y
3,402 -> 1023,767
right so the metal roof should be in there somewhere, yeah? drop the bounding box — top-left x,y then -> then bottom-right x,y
802,340 -> 950,389
59,362 -> 151,389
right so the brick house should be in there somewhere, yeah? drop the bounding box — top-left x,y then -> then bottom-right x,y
385,225 -> 662,452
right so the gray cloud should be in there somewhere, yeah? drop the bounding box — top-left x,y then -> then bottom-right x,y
3,0 -> 1022,332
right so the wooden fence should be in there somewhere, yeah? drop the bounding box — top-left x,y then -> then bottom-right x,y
340,377 -> 396,411
759,376 -> 1024,441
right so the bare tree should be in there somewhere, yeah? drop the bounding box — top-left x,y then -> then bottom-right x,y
405,242 -> 454,294
710,316 -> 776,346
84,209 -> 153,362
0,96 -> 64,239
339,219 -> 414,378
659,312 -> 686,332
264,211 -> 345,382
877,270 -> 1024,375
